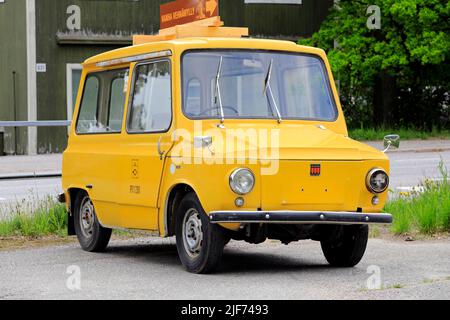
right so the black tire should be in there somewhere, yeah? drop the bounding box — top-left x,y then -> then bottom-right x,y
175,192 -> 227,274
320,225 -> 369,267
73,192 -> 112,253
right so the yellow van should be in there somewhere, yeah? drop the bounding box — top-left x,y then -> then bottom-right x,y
61,28 -> 396,274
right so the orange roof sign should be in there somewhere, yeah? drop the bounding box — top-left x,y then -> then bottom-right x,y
160,0 -> 219,29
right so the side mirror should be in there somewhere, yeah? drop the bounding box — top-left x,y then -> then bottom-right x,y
383,134 -> 400,153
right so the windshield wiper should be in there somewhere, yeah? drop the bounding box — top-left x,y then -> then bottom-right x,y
264,59 -> 282,123
214,56 -> 225,124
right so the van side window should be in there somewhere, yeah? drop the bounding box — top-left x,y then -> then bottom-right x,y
128,60 -> 172,133
76,68 -> 129,134
77,76 -> 99,132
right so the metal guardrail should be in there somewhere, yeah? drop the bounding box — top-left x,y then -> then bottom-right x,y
0,121 -> 72,127
0,172 -> 62,181
0,120 -> 71,157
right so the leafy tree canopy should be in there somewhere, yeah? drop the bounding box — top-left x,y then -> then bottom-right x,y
300,0 -> 449,129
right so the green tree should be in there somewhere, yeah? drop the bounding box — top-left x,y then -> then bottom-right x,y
300,0 -> 450,130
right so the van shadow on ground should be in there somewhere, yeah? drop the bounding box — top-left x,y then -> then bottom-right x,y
102,241 -> 332,274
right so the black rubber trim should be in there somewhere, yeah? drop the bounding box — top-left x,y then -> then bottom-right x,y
209,211 -> 393,225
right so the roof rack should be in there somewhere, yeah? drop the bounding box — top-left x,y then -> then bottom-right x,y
133,17 -> 249,45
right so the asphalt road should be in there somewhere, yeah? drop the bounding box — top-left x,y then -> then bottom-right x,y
0,237 -> 449,300
389,150 -> 450,188
0,177 -> 62,204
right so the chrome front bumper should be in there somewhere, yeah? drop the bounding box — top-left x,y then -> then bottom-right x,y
209,211 -> 393,225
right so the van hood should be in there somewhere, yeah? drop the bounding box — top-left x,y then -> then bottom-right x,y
193,123 -> 387,161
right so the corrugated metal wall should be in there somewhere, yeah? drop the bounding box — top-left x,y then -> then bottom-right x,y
0,0 -> 28,155
223,0 -> 333,39
3,0 -> 333,154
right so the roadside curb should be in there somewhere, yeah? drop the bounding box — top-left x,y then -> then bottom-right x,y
364,140 -> 450,154
0,172 -> 62,181
387,147 -> 450,154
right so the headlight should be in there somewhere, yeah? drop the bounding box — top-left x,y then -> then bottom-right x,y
229,168 -> 255,195
366,168 -> 389,193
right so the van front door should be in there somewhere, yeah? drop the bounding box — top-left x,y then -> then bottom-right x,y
119,59 -> 173,230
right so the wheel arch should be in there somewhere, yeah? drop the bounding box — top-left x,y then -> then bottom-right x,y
162,183 -> 198,237
67,187 -> 89,236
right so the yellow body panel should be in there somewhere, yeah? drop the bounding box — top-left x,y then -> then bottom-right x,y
62,37 -> 390,237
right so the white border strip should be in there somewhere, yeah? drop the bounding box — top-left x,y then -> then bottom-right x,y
26,0 -> 37,155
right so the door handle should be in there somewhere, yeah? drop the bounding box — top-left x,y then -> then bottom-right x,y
157,136 -> 165,160
86,184 -> 93,189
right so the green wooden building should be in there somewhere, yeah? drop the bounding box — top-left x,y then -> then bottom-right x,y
0,0 -> 333,155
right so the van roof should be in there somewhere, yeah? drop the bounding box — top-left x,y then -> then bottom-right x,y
84,37 -> 324,66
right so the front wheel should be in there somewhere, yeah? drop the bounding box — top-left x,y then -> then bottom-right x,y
73,192 -> 112,252
175,193 -> 228,274
320,225 -> 369,267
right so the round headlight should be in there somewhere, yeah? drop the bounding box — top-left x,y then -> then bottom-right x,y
366,168 -> 389,193
229,168 -> 255,195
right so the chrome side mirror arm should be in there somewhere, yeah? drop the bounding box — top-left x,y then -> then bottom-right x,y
383,141 -> 393,153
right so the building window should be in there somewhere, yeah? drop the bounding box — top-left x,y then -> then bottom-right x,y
128,60 -> 172,133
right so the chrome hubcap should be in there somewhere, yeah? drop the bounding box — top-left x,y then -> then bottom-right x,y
79,197 -> 95,238
182,209 -> 203,258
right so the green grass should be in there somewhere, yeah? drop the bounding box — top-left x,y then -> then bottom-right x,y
349,127 -> 450,141
0,195 -> 140,240
0,196 -> 67,238
385,162 -> 450,235
369,225 -> 381,238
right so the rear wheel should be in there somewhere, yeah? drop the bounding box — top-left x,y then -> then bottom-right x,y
175,192 -> 228,274
320,225 -> 369,267
73,192 -> 112,252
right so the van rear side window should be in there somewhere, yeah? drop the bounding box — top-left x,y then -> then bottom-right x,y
77,76 -> 99,132
76,68 -> 129,134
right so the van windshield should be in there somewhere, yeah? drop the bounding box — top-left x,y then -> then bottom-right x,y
182,50 -> 337,121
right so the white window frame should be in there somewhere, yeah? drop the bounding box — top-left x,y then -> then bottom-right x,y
66,63 -> 83,122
